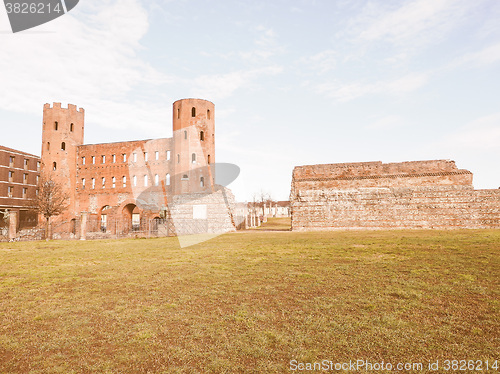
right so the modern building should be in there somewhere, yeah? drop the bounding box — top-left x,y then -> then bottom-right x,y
0,145 -> 40,235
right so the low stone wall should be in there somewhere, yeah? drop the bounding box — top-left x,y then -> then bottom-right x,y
291,160 -> 500,231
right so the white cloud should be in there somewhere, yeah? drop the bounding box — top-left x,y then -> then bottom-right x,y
190,66 -> 283,101
355,0 -> 474,45
299,50 -> 336,74
238,25 -> 284,63
438,113 -> 500,151
358,0 -> 451,42
428,113 -> 500,189
254,25 -> 276,47
316,72 -> 428,102
337,0 -> 483,66
455,43 -> 500,67
365,115 -> 405,130
0,0 -> 172,132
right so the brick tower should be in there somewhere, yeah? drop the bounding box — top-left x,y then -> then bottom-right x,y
41,103 -> 85,223
172,98 -> 215,194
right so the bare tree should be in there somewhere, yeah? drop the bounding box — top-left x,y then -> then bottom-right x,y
0,209 -> 9,226
249,190 -> 274,224
32,174 -> 70,239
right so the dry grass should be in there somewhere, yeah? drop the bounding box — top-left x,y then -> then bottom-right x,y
251,217 -> 291,231
0,230 -> 499,373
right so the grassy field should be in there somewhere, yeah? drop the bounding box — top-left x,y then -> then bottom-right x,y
0,230 -> 499,373
250,217 -> 291,231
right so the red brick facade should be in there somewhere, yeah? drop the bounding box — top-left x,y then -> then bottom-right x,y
41,99 -> 218,238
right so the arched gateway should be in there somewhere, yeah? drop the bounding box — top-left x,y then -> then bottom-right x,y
122,203 -> 141,232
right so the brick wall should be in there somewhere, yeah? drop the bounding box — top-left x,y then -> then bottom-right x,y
290,160 -> 500,230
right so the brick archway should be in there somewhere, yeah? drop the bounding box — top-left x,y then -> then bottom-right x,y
121,202 -> 141,232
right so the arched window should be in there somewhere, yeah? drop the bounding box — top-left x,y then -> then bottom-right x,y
177,108 -> 180,119
54,121 -> 58,130
200,177 -> 204,187
191,107 -> 196,117
144,175 -> 148,187
52,162 -> 57,171
122,176 -> 127,187
102,177 -> 105,188
200,131 -> 204,141
207,109 -> 211,120
92,178 -> 95,189
208,155 -> 211,164
47,142 -> 50,151
70,123 -> 74,132
184,130 -> 187,140
61,142 -> 65,151
155,174 -> 159,186
166,174 -> 170,185
112,177 -> 116,188
192,153 -> 196,163
133,175 -> 137,186
177,154 -> 180,163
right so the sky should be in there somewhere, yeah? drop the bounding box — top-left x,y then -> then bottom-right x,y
1,0 -> 499,202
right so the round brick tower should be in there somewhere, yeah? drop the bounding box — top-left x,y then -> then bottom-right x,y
172,98 -> 215,194
41,103 -> 85,221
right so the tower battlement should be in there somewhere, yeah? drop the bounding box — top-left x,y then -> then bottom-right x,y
38,98 -> 220,239
44,102 -> 85,113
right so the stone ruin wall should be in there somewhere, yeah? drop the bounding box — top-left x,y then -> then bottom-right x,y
169,186 -> 238,235
290,160 -> 500,230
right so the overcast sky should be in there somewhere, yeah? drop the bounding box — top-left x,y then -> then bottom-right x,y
1,0 -> 499,201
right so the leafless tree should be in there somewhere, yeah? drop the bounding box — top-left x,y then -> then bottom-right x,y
249,190 -> 275,222
32,174 -> 69,239
0,209 -> 9,226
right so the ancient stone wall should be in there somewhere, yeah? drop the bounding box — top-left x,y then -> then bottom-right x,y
290,160 -> 500,230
